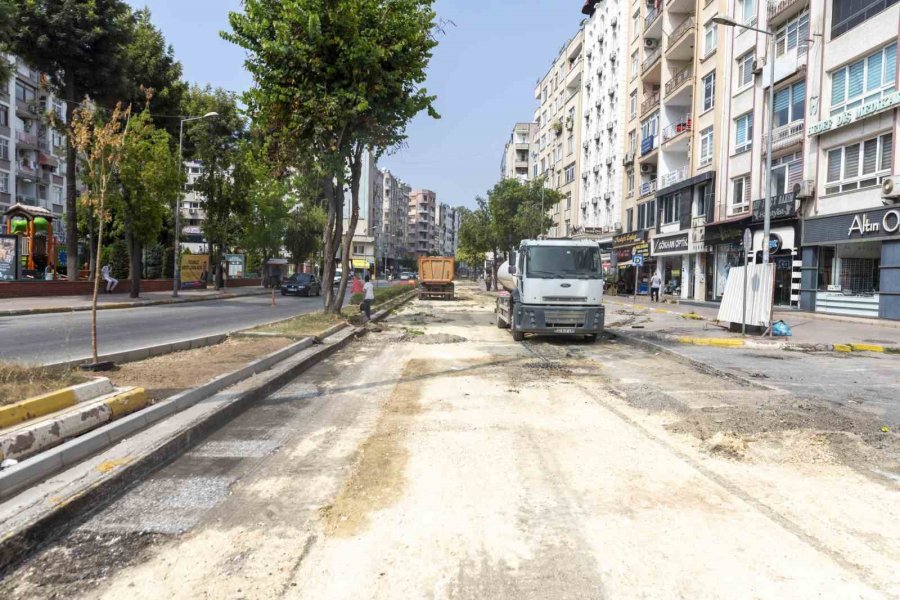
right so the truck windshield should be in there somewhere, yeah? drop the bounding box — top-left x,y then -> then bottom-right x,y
525,246 -> 602,279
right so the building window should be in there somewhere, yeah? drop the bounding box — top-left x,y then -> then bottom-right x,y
15,82 -> 36,103
641,113 -> 659,145
0,105 -> 8,127
627,168 -> 635,195
825,132 -> 893,195
630,90 -> 637,117
735,112 -> 753,153
770,151 -> 803,196
832,0 -> 900,38
702,72 -> 715,112
566,192 -> 572,210
830,43 -> 897,117
637,200 -> 657,229
0,138 -> 8,161
564,164 -> 575,184
660,192 -> 681,225
626,208 -> 634,232
732,175 -> 751,211
540,158 -> 546,173
697,183 -> 713,217
533,163 -> 538,177
699,126 -> 714,166
633,10 -> 640,39
567,134 -> 574,156
628,130 -> 637,154
703,21 -> 717,56
737,51 -> 755,88
0,171 -> 9,194
737,0 -> 756,25
773,81 -> 806,128
775,11 -> 809,57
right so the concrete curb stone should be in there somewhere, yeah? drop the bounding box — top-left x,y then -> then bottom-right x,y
0,378 -> 114,430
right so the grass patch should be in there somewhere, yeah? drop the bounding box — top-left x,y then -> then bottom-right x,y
0,363 -> 88,406
258,311 -> 347,337
350,284 -> 415,306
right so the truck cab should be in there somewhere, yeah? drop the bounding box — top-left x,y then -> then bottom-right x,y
496,239 -> 605,342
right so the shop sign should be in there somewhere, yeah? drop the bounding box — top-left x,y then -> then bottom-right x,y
652,232 -> 690,256
613,230 -> 647,247
803,206 -> 900,244
752,192 -> 797,222
183,225 -> 202,235
808,91 -> 900,136
0,235 -> 18,281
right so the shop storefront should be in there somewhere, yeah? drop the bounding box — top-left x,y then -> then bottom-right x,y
704,218 -> 751,302
801,206 -> 900,320
612,230 -> 652,294
750,192 -> 801,307
650,231 -> 695,298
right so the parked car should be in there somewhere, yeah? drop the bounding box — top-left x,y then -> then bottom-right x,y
281,273 -> 321,297
399,271 -> 413,281
332,268 -> 342,286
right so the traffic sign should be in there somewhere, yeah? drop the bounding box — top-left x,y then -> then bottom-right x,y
632,254 -> 644,266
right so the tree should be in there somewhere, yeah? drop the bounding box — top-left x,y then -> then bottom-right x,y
115,107 -> 179,297
285,203 -> 326,272
180,85 -> 248,290
225,0 -> 439,313
11,0 -> 133,281
457,204 -> 491,280
0,1 -> 15,83
70,102 -> 130,363
121,8 -> 186,140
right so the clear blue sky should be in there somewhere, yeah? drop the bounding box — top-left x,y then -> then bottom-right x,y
127,0 -> 584,209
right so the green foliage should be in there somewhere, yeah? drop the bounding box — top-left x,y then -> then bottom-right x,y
145,243 -> 164,279
285,203 -> 326,266
101,239 -> 129,278
237,140 -> 290,264
457,201 -> 492,264
161,244 -> 175,278
487,177 -> 557,253
0,1 -> 15,83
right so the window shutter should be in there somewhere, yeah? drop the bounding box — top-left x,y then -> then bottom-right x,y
774,88 -> 790,113
826,149 -> 842,182
798,14 -> 809,53
862,139 -> 878,174
867,52 -> 883,92
788,161 -> 803,189
736,117 -> 746,145
744,177 -> 751,203
831,69 -> 846,105
843,143 -> 860,178
881,133 -> 894,172
886,44 -> 897,90
848,60 -> 865,99
791,82 -> 806,121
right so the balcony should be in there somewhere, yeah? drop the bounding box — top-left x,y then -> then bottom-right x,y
664,64 -> 693,98
644,3 -> 662,31
658,166 -> 689,191
15,129 -> 39,149
666,16 -> 696,60
16,162 -> 38,179
640,91 -> 660,117
763,120 -> 805,153
639,178 -> 658,198
767,0 -> 807,27
642,47 -> 662,75
661,114 -> 693,145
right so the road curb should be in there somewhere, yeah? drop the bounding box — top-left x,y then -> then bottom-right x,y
0,387 -> 148,463
43,333 -> 230,370
0,289 -> 269,318
0,378 -> 114,430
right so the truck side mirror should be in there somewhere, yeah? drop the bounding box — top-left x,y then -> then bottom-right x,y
508,265 -> 517,275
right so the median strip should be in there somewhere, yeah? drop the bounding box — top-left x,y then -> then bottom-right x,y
0,379 -> 114,430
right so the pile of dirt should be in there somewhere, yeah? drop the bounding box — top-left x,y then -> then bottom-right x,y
406,334 -> 467,345
703,431 -> 747,459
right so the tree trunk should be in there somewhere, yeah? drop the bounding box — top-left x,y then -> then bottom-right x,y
65,72 -> 79,281
216,242 -> 225,290
91,193 -> 107,363
322,175 -> 344,313
87,208 -> 96,281
333,145 -> 364,313
125,224 -> 142,298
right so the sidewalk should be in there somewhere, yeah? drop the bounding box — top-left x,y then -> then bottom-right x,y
604,294 -> 900,352
0,286 -> 269,317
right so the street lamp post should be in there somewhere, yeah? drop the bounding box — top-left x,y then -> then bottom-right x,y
712,16 -> 774,264
173,112 -> 218,297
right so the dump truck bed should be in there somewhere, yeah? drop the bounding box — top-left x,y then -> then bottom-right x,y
417,256 -> 455,300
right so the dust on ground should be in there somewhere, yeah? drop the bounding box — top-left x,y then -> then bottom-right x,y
320,358 -> 427,537
0,363 -> 87,405
108,337 -> 293,401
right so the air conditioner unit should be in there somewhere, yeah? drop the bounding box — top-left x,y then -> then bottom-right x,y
604,192 -> 612,201
640,164 -> 655,175
644,38 -> 659,50
793,180 -> 815,199
882,176 -> 900,202
608,86 -> 616,96
593,165 -> 601,173
606,121 -> 614,131
751,59 -> 763,76
582,172 -> 589,180
614,221 -> 622,231
594,132 -> 601,141
623,152 -> 635,165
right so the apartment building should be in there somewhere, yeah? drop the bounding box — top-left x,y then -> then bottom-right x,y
1,56 -> 68,222
798,0 -> 899,320
500,122 -> 538,182
181,160 -> 208,254
407,189 -> 437,256
380,169 -> 411,269
534,28 -> 585,238
435,202 -> 461,257
344,150 -> 383,272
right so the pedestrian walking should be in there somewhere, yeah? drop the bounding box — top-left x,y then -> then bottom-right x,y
101,263 -> 118,293
362,275 -> 375,320
650,272 -> 662,302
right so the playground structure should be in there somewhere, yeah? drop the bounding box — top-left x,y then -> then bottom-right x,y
3,203 -> 58,279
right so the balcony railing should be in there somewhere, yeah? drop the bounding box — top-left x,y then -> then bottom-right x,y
659,166 -> 689,190
16,162 -> 38,177
15,130 -> 38,148
644,3 -> 662,28
667,16 -> 696,48
642,47 -> 662,73
639,178 -> 658,198
661,114 -> 693,143
763,119 -> 805,152
664,64 -> 693,97
640,91 -> 660,116
767,0 -> 805,23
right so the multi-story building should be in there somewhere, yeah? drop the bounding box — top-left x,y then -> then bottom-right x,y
344,150 -> 383,272
435,202 -> 461,257
535,28 -> 585,238
407,189 -> 436,256
181,160 -> 208,254
798,0 -> 899,320
1,56 -> 68,221
501,122 -> 538,182
380,169 -> 410,269
579,2 -> 625,248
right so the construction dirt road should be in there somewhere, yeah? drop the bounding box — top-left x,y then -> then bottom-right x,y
1,282 -> 898,599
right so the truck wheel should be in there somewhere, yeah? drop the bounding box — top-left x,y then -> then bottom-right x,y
510,311 -> 525,341
496,315 -> 506,328
584,334 -> 597,343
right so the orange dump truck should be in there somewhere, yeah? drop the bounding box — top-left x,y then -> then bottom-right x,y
417,256 -> 455,300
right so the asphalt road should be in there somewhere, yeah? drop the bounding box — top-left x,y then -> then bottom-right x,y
0,293 -> 332,365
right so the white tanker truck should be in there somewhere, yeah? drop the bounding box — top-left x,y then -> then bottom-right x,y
495,238 -> 605,342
